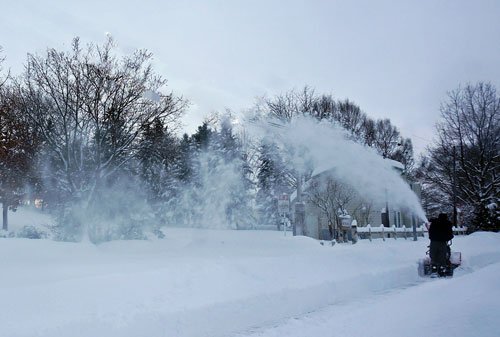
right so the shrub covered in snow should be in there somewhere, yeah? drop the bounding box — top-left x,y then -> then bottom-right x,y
16,225 -> 49,239
0,230 -> 15,238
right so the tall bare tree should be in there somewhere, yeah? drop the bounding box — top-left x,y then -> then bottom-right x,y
418,82 -> 499,230
0,46 -> 7,88
334,99 -> 367,141
18,37 -> 186,204
16,37 -> 186,239
373,118 -> 401,159
262,86 -> 317,121
0,86 -> 40,230
392,137 -> 414,175
350,200 -> 374,227
307,174 -> 355,240
257,87 -> 411,160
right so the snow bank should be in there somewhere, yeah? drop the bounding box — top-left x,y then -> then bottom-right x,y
1,229 -> 499,337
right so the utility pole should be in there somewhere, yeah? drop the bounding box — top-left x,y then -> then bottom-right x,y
452,146 -> 458,227
294,173 -> 305,236
383,188 -> 390,227
2,201 -> 8,231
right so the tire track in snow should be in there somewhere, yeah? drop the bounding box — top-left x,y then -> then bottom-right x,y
233,250 -> 500,337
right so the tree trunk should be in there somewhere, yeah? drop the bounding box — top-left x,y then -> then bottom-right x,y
2,202 -> 8,231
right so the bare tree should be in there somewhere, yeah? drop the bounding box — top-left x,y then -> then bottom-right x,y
307,175 -> 355,240
350,200 -> 374,227
311,93 -> 335,120
0,86 -> 40,230
0,47 -> 5,86
418,82 -> 499,230
392,137 -> 414,175
361,117 -> 376,147
17,37 -> 186,206
263,86 -> 317,121
15,37 -> 187,240
373,118 -> 401,159
334,99 -> 367,141
258,87 -> 412,160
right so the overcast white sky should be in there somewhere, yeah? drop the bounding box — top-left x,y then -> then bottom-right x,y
1,0 -> 499,155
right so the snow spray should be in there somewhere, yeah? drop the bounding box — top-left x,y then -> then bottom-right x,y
246,115 -> 428,223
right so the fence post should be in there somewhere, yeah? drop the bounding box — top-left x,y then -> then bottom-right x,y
393,225 -> 397,240
368,225 -> 372,242
382,225 -> 385,241
412,215 -> 417,241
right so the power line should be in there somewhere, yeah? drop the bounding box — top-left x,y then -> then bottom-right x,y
410,134 -> 432,143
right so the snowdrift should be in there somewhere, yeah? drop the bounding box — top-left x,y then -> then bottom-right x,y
1,226 -> 500,337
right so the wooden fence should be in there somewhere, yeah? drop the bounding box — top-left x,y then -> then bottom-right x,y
356,225 -> 467,241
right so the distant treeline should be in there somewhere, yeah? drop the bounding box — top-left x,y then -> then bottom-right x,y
0,38 -> 497,240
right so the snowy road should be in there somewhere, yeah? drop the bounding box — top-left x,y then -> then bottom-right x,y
1,229 -> 499,337
236,260 -> 500,337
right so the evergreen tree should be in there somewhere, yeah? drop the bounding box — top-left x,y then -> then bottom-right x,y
191,122 -> 213,151
176,133 -> 193,184
137,117 -> 186,225
256,140 -> 289,227
215,116 -> 254,228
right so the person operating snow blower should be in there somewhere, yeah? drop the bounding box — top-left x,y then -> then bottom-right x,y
418,213 -> 461,277
428,213 -> 454,275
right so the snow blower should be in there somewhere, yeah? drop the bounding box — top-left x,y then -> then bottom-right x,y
418,241 -> 461,277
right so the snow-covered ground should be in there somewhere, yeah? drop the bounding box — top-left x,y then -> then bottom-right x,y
1,211 -> 500,337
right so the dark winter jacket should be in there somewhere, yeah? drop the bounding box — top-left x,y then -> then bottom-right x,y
428,213 -> 454,242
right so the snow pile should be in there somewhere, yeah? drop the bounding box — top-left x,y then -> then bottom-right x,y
1,227 -> 500,337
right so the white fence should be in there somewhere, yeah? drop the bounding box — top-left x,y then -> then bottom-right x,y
357,225 -> 467,241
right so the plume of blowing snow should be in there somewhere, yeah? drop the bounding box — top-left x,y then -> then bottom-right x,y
247,115 -> 427,223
